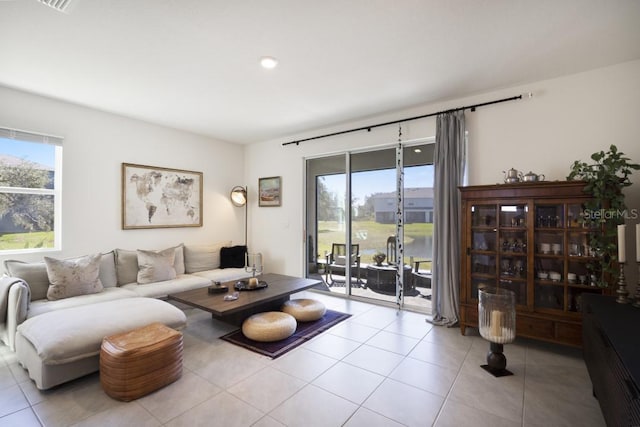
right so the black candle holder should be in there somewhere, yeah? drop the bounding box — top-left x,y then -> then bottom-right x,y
481,342 -> 513,377
478,287 -> 516,378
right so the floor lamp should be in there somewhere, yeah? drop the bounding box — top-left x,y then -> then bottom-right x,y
230,186 -> 247,245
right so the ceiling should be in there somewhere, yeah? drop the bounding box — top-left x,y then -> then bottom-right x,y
1,1 -> 640,144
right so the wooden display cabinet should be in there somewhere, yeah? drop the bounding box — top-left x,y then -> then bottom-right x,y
459,181 -> 612,347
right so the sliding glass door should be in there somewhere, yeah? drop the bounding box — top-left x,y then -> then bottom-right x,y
305,142 -> 434,313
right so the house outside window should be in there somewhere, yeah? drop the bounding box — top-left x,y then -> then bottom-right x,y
0,127 -> 62,253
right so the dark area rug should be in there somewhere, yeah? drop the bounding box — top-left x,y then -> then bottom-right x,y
220,309 -> 351,358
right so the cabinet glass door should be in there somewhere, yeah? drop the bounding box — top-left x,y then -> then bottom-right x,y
469,204 -> 497,300
534,203 -> 565,312
498,204 -> 528,306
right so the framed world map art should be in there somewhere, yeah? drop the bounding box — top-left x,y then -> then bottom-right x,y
122,163 -> 203,229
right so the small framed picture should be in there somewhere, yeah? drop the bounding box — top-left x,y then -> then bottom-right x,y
258,176 -> 281,207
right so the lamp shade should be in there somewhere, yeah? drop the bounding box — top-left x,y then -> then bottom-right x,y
230,186 -> 247,207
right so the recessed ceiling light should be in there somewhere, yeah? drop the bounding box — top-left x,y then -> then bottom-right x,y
414,148 -> 422,153
260,56 -> 278,69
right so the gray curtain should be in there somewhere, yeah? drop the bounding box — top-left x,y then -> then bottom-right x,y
430,110 -> 466,327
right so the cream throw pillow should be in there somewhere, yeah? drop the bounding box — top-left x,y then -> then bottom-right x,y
137,248 -> 177,284
116,244 -> 184,285
44,254 -> 104,301
184,241 -> 230,273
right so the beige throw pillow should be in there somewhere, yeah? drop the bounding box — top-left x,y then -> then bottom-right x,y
184,241 -> 230,273
4,259 -> 50,301
44,254 -> 104,301
137,248 -> 177,284
116,244 -> 184,285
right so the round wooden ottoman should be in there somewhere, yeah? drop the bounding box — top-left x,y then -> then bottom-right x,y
100,322 -> 183,401
242,312 -> 297,342
282,299 -> 326,322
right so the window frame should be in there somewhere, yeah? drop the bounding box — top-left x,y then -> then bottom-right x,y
0,127 -> 63,254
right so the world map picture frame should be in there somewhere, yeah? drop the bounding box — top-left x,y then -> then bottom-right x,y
121,163 -> 203,229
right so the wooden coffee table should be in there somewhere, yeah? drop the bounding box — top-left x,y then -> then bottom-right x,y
167,273 -> 321,325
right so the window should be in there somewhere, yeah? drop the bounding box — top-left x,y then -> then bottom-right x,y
0,127 -> 62,253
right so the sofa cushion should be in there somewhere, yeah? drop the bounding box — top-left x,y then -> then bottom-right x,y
99,251 -> 118,288
3,260 -> 50,301
44,254 -> 104,301
191,268 -> 252,283
4,252 -> 118,301
220,245 -> 247,268
121,274 -> 211,298
116,245 -> 184,285
27,287 -> 138,319
184,241 -> 230,273
173,244 -> 185,275
136,248 -> 177,284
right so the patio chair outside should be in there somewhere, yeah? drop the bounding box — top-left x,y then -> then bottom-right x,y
411,258 -> 432,293
386,235 -> 396,265
325,243 -> 361,286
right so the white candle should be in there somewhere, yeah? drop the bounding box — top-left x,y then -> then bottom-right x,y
636,224 -> 640,263
490,310 -> 502,338
618,224 -> 626,263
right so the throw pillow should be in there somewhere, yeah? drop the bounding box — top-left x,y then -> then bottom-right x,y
115,248 -> 139,285
184,241 -> 230,273
116,244 -> 184,285
136,248 -> 177,284
3,259 -> 50,301
44,254 -> 104,301
220,245 -> 247,268
173,243 -> 186,275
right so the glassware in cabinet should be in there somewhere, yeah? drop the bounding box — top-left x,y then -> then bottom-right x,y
535,204 -> 564,228
534,283 -> 564,310
499,279 -> 527,306
471,205 -> 497,228
471,253 -> 496,277
499,204 -> 527,228
472,230 -> 497,252
567,203 -> 586,228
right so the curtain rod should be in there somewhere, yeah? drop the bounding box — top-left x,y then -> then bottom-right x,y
282,93 -> 531,146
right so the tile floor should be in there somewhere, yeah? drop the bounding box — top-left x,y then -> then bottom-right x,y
0,290 -> 606,427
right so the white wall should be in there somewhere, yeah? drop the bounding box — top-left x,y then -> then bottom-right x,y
246,60 -> 640,289
0,86 -> 246,265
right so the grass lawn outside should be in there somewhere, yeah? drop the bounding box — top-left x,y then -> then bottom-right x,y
0,231 -> 54,250
317,220 -> 433,265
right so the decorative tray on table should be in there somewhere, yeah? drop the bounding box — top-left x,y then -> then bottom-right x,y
234,280 -> 268,291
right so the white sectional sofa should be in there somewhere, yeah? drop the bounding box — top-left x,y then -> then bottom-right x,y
0,242 -> 252,389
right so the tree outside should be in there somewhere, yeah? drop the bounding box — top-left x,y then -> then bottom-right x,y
0,158 -> 55,250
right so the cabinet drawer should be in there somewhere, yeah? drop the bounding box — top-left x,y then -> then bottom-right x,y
517,316 -> 553,339
556,322 -> 582,346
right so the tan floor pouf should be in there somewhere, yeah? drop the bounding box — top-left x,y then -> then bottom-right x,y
282,299 -> 327,322
242,312 -> 297,342
100,322 -> 183,401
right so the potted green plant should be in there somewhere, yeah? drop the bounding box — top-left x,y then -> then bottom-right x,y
567,144 -> 640,286
372,252 -> 386,266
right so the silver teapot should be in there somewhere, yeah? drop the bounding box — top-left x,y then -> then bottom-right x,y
503,168 -> 522,184
522,171 -> 545,182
